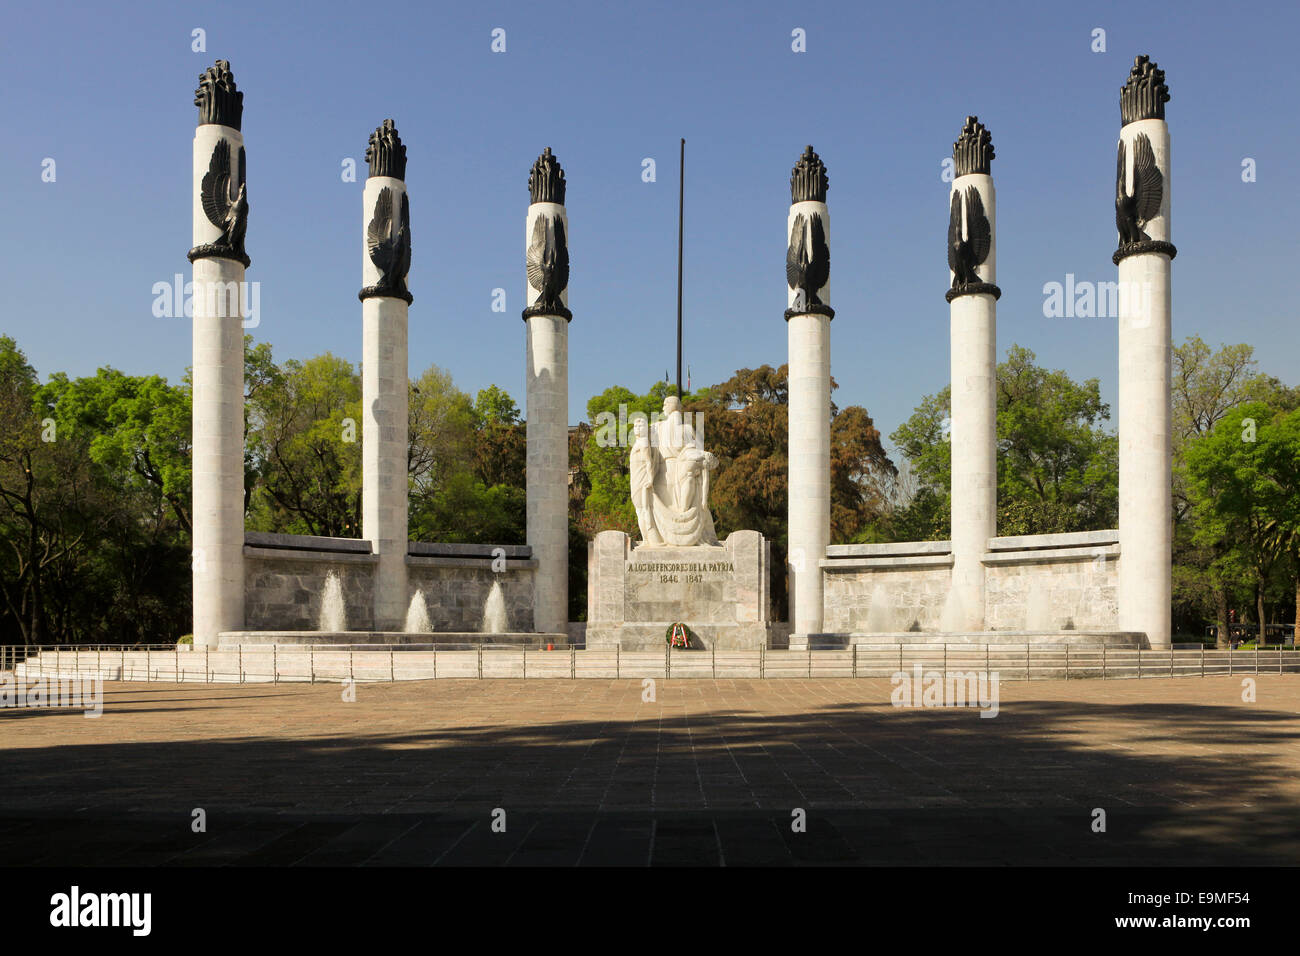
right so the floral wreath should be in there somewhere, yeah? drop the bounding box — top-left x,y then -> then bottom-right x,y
666,623 -> 692,648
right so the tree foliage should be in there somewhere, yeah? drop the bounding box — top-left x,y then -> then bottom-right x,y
577,365 -> 895,618
246,351 -> 362,537
1185,403 -> 1300,642
888,344 -> 1117,538
0,337 -> 192,644
407,377 -> 526,545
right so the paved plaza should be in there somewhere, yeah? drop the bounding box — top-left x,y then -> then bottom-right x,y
2,677 -> 1298,865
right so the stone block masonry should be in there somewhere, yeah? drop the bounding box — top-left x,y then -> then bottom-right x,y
242,535 -> 535,634
822,531 -> 1120,635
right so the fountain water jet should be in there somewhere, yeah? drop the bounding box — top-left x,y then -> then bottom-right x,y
319,571 -> 347,632
863,582 -> 893,633
404,590 -> 431,633
481,580 -> 509,634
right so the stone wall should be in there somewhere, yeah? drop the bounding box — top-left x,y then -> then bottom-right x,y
243,535 -> 376,631
821,531 -> 1120,633
242,534 -> 536,633
407,548 -> 535,634
822,541 -> 953,633
983,531 -> 1119,631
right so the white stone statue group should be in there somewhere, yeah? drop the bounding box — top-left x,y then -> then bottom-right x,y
630,396 -> 720,547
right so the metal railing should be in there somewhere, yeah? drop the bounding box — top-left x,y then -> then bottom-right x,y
3,642 -> 1298,683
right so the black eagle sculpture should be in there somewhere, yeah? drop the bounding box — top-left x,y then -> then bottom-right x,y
366,187 -> 411,300
200,138 -> 248,261
947,185 -> 991,290
526,213 -> 569,314
1115,133 -> 1162,246
786,211 -> 829,310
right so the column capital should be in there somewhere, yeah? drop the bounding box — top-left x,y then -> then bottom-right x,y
1114,58 -> 1173,263
1119,54 -> 1169,125
523,153 -> 571,320
786,148 -> 832,320
194,59 -> 243,130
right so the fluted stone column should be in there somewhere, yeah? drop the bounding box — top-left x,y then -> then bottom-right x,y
189,61 -> 249,647
945,118 -> 1000,631
1115,56 -> 1175,649
360,120 -> 412,631
785,146 -> 833,639
523,148 -> 571,636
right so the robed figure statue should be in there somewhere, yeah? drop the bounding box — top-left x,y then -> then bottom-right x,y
630,396 -> 720,547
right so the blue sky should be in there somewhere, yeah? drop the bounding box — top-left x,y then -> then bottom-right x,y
2,0 -> 1295,455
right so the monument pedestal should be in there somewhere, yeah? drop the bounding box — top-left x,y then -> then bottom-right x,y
586,530 -> 771,650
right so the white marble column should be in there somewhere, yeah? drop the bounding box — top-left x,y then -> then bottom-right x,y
785,146 -> 833,639
787,312 -> 831,636
946,118 -> 999,632
1115,58 -> 1175,649
191,249 -> 245,646
524,149 -> 570,636
190,67 -> 247,648
360,130 -> 411,633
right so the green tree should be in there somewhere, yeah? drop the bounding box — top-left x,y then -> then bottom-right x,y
890,345 -> 1117,538
1172,336 -> 1263,448
408,365 -> 475,499
407,376 -> 527,547
0,338 -> 193,644
1170,336 -> 1272,642
0,336 -> 70,643
470,384 -> 525,489
689,366 -> 789,547
246,351 -> 362,536
1185,404 -> 1300,644
37,368 -> 193,643
473,385 -> 521,426
40,368 -> 192,535
409,471 -> 526,544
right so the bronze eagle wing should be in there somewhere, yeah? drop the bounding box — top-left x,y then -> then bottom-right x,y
964,185 -> 990,267
367,186 -> 397,275
1131,133 -> 1163,226
201,138 -> 233,229
786,212 -> 808,292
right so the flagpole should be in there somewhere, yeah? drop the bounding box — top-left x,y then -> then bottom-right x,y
676,137 -> 684,398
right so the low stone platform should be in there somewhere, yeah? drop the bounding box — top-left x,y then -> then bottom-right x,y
792,630 -> 1148,649
218,631 -> 570,649
585,623 -> 771,651
586,529 -> 772,650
